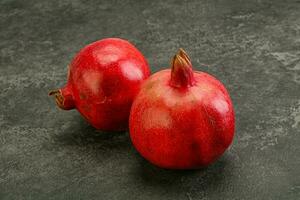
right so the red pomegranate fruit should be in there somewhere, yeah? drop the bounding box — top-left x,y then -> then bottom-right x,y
129,49 -> 235,169
49,38 -> 150,131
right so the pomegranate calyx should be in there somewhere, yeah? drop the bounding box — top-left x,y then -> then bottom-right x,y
170,48 -> 195,88
49,88 -> 75,110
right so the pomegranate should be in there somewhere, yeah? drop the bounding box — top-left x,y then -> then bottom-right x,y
129,49 -> 235,169
49,38 -> 150,131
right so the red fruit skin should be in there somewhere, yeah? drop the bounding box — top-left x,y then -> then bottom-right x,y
50,38 -> 150,131
129,52 -> 234,169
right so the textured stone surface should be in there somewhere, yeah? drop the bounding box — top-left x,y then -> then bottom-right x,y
0,0 -> 299,199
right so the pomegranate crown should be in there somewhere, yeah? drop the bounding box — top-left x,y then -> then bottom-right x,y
170,48 -> 195,88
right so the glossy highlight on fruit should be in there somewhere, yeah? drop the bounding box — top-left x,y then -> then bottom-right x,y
129,49 -> 235,169
49,38 -> 150,131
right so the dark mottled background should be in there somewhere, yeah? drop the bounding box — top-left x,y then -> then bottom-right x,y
0,0 -> 299,199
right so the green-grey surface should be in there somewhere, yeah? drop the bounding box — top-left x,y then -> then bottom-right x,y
0,0 -> 300,199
